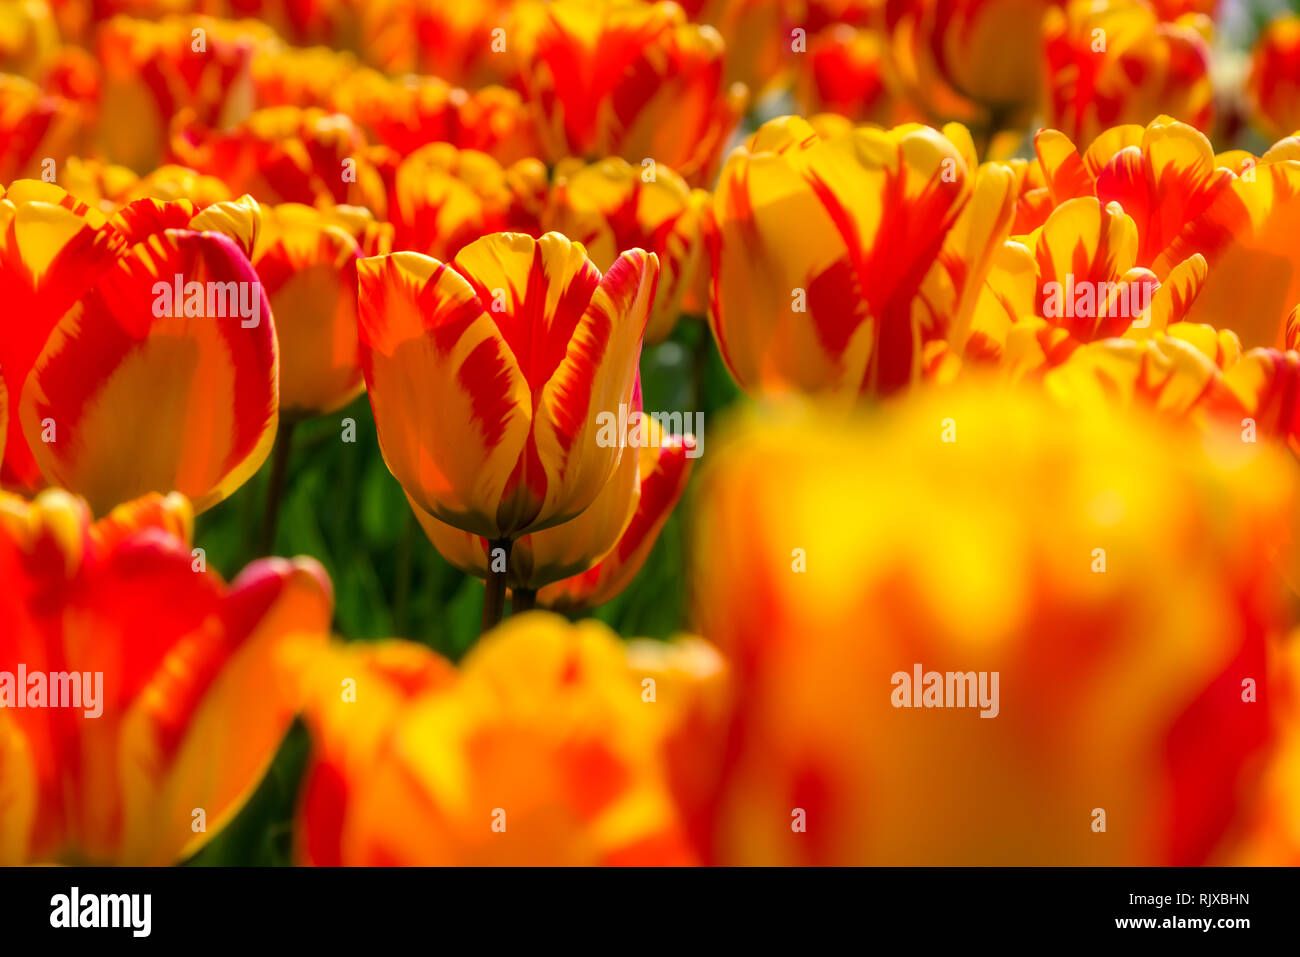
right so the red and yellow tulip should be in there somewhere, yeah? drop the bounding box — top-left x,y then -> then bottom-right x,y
414,390 -> 694,603
14,193 -> 279,515
691,383 -> 1299,864
387,143 -> 546,261
1247,15 -> 1300,142
296,615 -> 696,865
1042,0 -> 1214,147
706,116 -> 971,398
513,0 -> 746,187
0,488 -> 331,864
252,203 -> 391,418
357,231 -> 657,540
546,157 -> 707,343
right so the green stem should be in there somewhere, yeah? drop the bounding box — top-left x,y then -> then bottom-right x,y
258,419 -> 297,556
481,538 -> 512,634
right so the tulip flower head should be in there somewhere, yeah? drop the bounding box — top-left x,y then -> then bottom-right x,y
357,231 -> 658,542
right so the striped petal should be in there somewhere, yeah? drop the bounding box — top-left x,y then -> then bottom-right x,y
539,432 -> 694,612
1156,159 -> 1300,348
356,250 -> 532,538
253,204 -> 375,417
0,488 -> 332,864
19,229 -> 278,515
0,184 -> 124,490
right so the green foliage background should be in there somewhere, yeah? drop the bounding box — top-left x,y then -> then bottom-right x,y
186,318 -> 740,865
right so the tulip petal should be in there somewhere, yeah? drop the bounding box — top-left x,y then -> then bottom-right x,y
19,230 -> 278,515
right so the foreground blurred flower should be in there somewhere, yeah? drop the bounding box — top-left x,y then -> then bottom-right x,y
692,382 -> 1299,864
547,157 -> 707,343
707,116 -> 971,398
1043,0 -> 1214,146
0,489 -> 331,865
357,231 -> 656,544
1247,15 -> 1300,142
414,392 -> 694,608
16,194 -> 278,515
296,615 -> 697,865
513,0 -> 746,186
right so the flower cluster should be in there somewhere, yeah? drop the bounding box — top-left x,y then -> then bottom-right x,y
2,0 -> 1300,866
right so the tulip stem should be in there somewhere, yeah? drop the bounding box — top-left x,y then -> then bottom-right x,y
513,588 -> 537,613
258,419 -> 296,556
481,538 -> 512,634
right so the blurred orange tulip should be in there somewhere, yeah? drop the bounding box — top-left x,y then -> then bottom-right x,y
92,15 -> 269,172
357,231 -> 657,541
15,194 -> 279,515
546,157 -> 707,343
513,0 -> 746,187
0,75 -> 85,184
170,105 -> 388,215
1247,15 -> 1300,142
706,116 -> 971,398
691,383 -> 1299,864
1043,0 -> 1213,147
331,71 -> 540,166
0,488 -> 331,864
388,143 -> 546,261
296,614 -> 696,865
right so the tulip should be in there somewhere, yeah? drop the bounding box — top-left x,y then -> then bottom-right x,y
296,615 -> 696,865
676,0 -> 800,97
546,157 -> 707,344
793,24 -> 923,128
1042,0 -> 1214,147
357,232 -> 656,628
170,106 -> 388,216
413,391 -> 694,607
691,382 -> 1299,864
0,0 -> 58,78
91,15 -> 270,172
537,432 -> 694,611
513,0 -> 747,187
388,143 -> 547,261
0,488 -> 332,864
331,71 -> 541,165
253,203 -> 392,419
0,75 -> 85,184
1032,117 -> 1235,269
706,116 -> 971,398
15,195 -> 279,516
352,0 -> 517,88
1151,141 -> 1300,349
1247,15 -> 1300,142
0,181 -> 124,491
